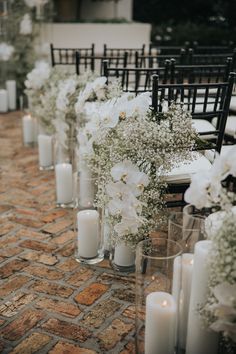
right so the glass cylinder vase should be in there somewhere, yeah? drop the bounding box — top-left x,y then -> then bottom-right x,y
168,206 -> 206,253
135,238 -> 183,354
54,138 -> 75,208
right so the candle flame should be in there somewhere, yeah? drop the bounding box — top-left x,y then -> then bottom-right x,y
162,300 -> 168,307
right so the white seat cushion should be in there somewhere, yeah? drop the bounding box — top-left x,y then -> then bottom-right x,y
205,144 -> 236,162
230,96 -> 236,112
165,152 -> 212,184
192,119 -> 216,139
212,116 -> 236,138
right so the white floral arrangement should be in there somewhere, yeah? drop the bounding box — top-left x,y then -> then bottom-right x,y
53,71 -> 97,148
25,63 -> 96,138
24,60 -> 51,118
80,94 -> 198,247
184,145 -> 236,345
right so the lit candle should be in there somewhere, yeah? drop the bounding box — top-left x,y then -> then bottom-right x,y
55,163 -> 73,205
77,209 -> 99,258
145,291 -> 177,354
6,80 -> 16,110
22,114 -> 35,145
186,240 -> 219,354
38,134 -> 53,169
0,89 -> 8,112
114,243 -> 135,267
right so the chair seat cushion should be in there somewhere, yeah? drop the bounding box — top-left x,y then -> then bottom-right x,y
212,116 -> 236,138
205,144 -> 236,162
165,152 -> 212,184
192,119 -> 216,139
230,95 -> 236,112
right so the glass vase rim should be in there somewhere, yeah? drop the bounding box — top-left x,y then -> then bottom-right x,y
169,210 -> 205,229
136,237 -> 183,260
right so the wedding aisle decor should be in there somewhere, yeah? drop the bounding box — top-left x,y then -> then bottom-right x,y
77,91 -> 198,267
184,145 -> 236,352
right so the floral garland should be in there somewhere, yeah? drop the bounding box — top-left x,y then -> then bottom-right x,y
80,91 -> 198,248
184,145 -> 236,345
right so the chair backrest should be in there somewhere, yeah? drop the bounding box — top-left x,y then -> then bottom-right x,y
188,48 -> 236,69
76,52 -> 128,76
135,49 -> 187,68
103,60 -> 172,94
103,44 -> 145,65
151,72 -> 236,153
50,43 -> 95,66
169,57 -> 233,84
191,43 -> 235,54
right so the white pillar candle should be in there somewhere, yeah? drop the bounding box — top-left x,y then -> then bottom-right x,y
0,89 -> 8,112
22,114 -> 35,144
38,134 -> 53,167
79,167 -> 95,209
77,209 -> 99,258
145,292 -> 177,354
186,240 -> 219,354
55,163 -> 73,205
114,243 -> 135,267
179,254 -> 194,349
6,80 -> 16,110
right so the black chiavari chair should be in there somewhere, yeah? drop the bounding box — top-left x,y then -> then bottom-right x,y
75,51 -> 128,76
151,72 -> 236,207
188,48 -> 236,69
168,58 -> 233,85
103,44 -> 145,65
103,60 -> 172,94
50,43 -> 95,66
135,49 -> 187,68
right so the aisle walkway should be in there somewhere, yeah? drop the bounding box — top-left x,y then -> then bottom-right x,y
0,112 -> 135,354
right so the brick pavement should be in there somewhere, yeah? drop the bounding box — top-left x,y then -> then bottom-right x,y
0,112 -> 136,354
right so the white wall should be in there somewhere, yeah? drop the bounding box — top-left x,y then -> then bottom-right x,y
45,22 -> 151,54
80,0 -> 133,21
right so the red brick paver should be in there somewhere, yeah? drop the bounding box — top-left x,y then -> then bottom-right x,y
0,112 -> 135,353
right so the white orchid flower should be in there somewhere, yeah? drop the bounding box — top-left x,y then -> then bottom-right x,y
184,170 -> 212,209
108,198 -> 128,216
91,76 -> 107,93
111,160 -> 149,193
20,14 -> 32,35
99,99 -> 119,129
111,160 -> 140,183
114,217 -> 142,236
106,181 -> 133,199
75,83 -> 93,114
128,92 -> 151,115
